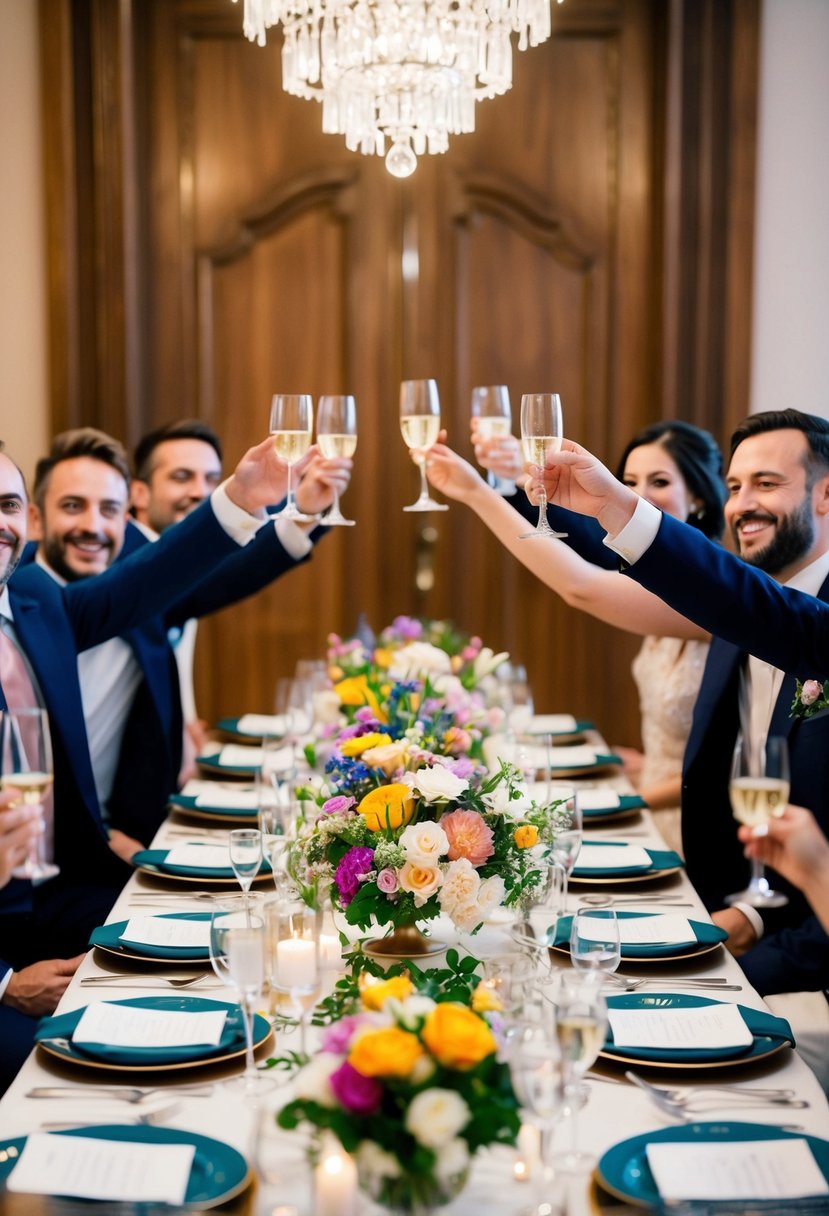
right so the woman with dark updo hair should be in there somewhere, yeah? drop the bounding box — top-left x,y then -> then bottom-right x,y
423,419 -> 727,855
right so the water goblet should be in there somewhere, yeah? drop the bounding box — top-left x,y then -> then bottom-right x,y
0,707 -> 58,881
569,908 -> 620,979
470,384 -> 514,495
400,379 -> 448,512
229,828 -> 263,913
548,787 -> 582,915
269,392 -> 314,521
316,394 -> 357,525
519,393 -> 566,539
551,975 -> 608,1173
726,735 -> 790,909
209,894 -> 275,1095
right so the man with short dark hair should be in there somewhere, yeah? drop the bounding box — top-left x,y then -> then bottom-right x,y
131,420 -> 224,536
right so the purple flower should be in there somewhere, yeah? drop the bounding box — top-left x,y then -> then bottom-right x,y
447,757 -> 476,779
392,615 -> 423,640
377,868 -> 399,894
355,707 -> 378,725
322,795 -> 356,816
335,846 -> 375,906
322,1014 -> 371,1054
330,1061 -> 383,1115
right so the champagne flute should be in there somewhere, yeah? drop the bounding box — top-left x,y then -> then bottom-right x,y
0,708 -> 58,881
549,788 -> 582,915
726,735 -> 790,909
569,908 -> 620,978
400,379 -> 449,512
471,385 -> 514,495
229,828 -> 263,914
551,976 -> 608,1173
519,393 -> 566,539
316,394 -> 357,526
507,1015 -> 566,1216
269,393 -> 314,521
209,895 -> 275,1094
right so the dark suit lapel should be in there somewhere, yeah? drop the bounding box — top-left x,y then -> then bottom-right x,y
769,571 -> 829,738
684,637 -> 743,774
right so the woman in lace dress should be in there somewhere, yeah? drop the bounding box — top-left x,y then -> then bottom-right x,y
424,421 -> 726,856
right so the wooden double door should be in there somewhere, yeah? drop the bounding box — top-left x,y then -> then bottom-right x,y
41,0 -> 758,743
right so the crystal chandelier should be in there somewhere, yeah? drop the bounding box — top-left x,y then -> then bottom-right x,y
234,0 -> 559,177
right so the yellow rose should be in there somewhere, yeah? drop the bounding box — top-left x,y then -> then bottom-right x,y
349,1027 -> 424,1077
362,741 -> 410,777
360,974 -> 415,1011
513,825 -> 539,849
373,647 -> 394,669
340,732 -> 392,758
471,981 -> 503,1014
421,1003 -> 497,1070
358,784 -> 416,832
334,676 -> 389,723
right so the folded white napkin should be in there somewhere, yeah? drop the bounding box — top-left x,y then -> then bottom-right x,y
217,745 -> 263,768
235,713 -> 290,737
119,916 -> 211,949
550,745 -> 602,767
72,1003 -> 227,1049
575,844 -> 651,869
164,844 -> 231,869
646,1140 -> 828,1203
7,1134 -> 196,1204
179,779 -> 258,810
607,1002 -> 752,1051
571,788 -> 620,811
528,714 -> 578,734
614,915 -> 695,945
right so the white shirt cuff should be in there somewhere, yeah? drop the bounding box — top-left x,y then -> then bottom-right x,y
731,900 -> 765,941
274,518 -> 314,559
210,481 -> 265,546
0,965 -> 14,1001
602,496 -> 662,564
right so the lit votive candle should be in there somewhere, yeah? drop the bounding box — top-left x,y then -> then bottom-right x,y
314,1142 -> 357,1216
319,933 -> 342,970
275,936 -> 316,989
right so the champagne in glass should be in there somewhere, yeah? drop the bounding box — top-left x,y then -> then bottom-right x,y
316,394 -> 357,526
471,385 -> 514,495
519,393 -> 567,539
209,895 -> 275,1094
0,708 -> 58,881
726,735 -> 790,909
507,1017 -> 565,1216
400,379 -> 449,512
269,393 -> 314,521
552,976 -> 608,1174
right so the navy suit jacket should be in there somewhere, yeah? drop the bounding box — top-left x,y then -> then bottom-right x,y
507,492 -> 617,569
625,511 -> 829,991
0,499 -> 249,976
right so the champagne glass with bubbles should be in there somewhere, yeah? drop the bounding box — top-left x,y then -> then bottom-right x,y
316,394 -> 357,526
519,393 -> 566,539
726,735 -> 790,909
471,385 -> 514,495
269,393 -> 314,521
0,708 -> 58,881
400,379 -> 448,512
551,975 -> 608,1174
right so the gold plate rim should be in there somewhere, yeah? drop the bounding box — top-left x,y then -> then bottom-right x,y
37,1023 -> 274,1074
135,864 -> 272,886
569,866 -> 683,886
551,939 -> 722,965
598,1037 -> 788,1071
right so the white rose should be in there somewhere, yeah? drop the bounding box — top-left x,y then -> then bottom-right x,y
292,1052 -> 340,1107
438,858 -> 480,915
450,901 -> 486,933
408,766 -> 469,803
476,875 -> 506,917
404,1089 -> 470,1149
430,672 -> 464,698
395,994 -> 437,1030
355,1141 -> 401,1184
408,1053 -> 438,1086
473,647 -> 510,681
399,821 -> 450,864
312,689 -> 343,726
435,1138 -> 469,1181
388,642 -> 452,680
481,784 -> 532,821
398,861 -> 444,906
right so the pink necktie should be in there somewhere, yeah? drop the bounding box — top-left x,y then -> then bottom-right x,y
0,617 -> 54,864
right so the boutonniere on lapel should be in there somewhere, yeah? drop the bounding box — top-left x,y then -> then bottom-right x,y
791,679 -> 829,720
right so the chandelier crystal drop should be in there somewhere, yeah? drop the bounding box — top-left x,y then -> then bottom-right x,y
234,0 -> 558,176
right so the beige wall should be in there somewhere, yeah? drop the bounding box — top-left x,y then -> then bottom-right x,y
0,0 -> 48,486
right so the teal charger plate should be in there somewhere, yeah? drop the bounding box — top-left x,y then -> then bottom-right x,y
551,910 -> 727,962
89,911 -> 212,963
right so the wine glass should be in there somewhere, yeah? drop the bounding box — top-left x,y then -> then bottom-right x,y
400,379 -> 448,512
496,661 -> 534,734
507,1015 -> 566,1216
726,735 -> 790,909
569,908 -> 620,978
548,788 -> 582,915
471,385 -> 514,495
316,394 -> 357,526
519,393 -> 566,539
551,975 -> 608,1173
229,828 -> 263,913
269,393 -> 314,521
0,708 -> 58,881
209,895 -> 275,1094
266,894 -> 321,1055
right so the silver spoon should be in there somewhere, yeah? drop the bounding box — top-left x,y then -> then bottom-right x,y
579,894 -> 694,908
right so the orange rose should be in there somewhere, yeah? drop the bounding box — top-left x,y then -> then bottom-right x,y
421,1003 -> 496,1069
358,784 -> 416,832
349,1027 -> 424,1077
513,825 -> 539,849
360,974 -> 415,1010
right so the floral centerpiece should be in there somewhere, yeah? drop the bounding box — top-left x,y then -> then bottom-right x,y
277,970 -> 520,1212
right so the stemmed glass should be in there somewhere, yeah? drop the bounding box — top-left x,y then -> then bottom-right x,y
548,788 -> 582,915
507,1014 -> 566,1216
569,908 -> 621,979
316,394 -> 357,526
228,828 -> 263,914
551,976 -> 608,1173
269,393 -> 314,521
519,393 -> 566,539
726,735 -> 790,909
471,385 -> 514,495
400,379 -> 448,512
209,895 -> 275,1095
266,894 -> 321,1055
0,708 -> 58,880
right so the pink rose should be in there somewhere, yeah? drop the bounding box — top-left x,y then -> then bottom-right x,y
377,867 -> 400,894
440,810 -> 495,866
322,795 -> 356,815
330,1061 -> 383,1114
801,680 -> 823,706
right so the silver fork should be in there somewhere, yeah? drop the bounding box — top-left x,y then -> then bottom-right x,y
80,973 -> 221,989
39,1101 -> 181,1130
28,1085 -> 213,1103
625,1071 -> 808,1112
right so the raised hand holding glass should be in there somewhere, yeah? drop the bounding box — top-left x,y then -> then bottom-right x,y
316,394 -> 357,526
400,379 -> 448,512
269,393 -> 314,521
0,708 -> 58,881
471,385 -> 514,495
519,393 -> 566,539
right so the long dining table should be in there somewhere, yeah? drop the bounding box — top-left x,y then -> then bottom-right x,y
1,727 -> 829,1215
